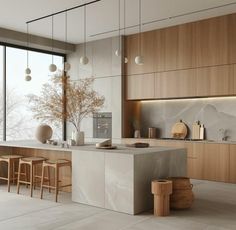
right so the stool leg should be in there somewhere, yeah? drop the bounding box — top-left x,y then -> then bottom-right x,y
7,160 -> 11,192
47,166 -> 51,193
55,166 -> 59,202
30,164 -> 33,197
40,165 -> 45,199
24,164 -> 28,188
17,163 -> 22,194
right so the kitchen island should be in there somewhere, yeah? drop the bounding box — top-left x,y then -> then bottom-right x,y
0,141 -> 187,214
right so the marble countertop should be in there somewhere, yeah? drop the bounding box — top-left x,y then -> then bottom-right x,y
0,140 -> 184,155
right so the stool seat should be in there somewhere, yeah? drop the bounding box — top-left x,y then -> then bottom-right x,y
0,155 -> 22,160
21,157 -> 45,162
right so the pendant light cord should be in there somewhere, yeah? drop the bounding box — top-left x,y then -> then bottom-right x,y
65,10 -> 68,52
84,3 -> 87,57
118,0 -> 121,52
51,15 -> 54,64
124,0 -> 126,36
26,24 -> 29,68
139,0 -> 142,56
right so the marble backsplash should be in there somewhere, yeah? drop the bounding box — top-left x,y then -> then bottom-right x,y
140,97 -> 236,141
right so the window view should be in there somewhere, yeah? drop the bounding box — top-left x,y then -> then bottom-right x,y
5,47 -> 64,141
0,46 -> 3,141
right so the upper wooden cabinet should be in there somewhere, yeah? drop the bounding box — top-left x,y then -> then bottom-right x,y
125,31 -> 155,75
126,73 -> 155,100
155,69 -> 196,98
194,16 -> 228,67
229,145 -> 236,183
196,65 -> 234,97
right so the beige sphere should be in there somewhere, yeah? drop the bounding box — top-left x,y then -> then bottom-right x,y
80,56 -> 89,65
25,75 -> 32,81
49,63 -> 57,72
36,124 -> 53,144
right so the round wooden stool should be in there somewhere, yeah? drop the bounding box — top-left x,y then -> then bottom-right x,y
40,159 -> 72,202
151,180 -> 173,217
17,157 -> 46,197
0,155 -> 22,192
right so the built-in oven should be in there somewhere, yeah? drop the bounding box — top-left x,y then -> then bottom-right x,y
93,112 -> 112,138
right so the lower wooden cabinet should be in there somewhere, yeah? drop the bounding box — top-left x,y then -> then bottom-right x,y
229,145 -> 236,183
122,139 -> 235,183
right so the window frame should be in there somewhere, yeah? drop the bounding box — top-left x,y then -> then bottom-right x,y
0,42 -> 67,141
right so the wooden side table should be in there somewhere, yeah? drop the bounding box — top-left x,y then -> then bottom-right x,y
151,180 -> 173,217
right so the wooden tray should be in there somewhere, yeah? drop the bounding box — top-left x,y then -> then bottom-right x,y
96,146 -> 117,150
126,142 -> 150,148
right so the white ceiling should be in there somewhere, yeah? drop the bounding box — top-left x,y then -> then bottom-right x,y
0,0 -> 236,44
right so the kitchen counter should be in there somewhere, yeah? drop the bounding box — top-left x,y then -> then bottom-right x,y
0,140 -> 187,214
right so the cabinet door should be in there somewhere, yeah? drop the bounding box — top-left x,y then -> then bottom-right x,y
194,16 -> 228,67
125,31 -> 155,75
229,145 -> 236,183
155,69 -> 196,98
203,144 -> 230,182
196,65 -> 234,97
127,74 -> 155,100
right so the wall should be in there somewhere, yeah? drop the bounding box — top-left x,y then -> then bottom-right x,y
67,36 -> 122,140
140,97 -> 236,141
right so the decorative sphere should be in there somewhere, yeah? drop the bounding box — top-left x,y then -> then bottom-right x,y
49,63 -> 57,72
115,49 -> 121,57
25,68 -> 31,75
64,62 -> 71,72
80,56 -> 89,65
135,55 -> 144,65
35,124 -> 53,144
25,75 -> 32,81
124,57 -> 129,64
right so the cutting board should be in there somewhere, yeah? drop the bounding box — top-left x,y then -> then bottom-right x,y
171,120 -> 188,139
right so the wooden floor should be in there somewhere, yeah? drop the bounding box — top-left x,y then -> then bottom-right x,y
0,180 -> 235,230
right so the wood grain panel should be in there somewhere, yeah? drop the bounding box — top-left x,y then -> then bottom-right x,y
229,145 -> 236,183
228,14 -> 236,64
196,65 -> 234,96
127,73 -> 155,100
155,69 -> 196,98
203,144 -> 230,182
194,16 -> 228,67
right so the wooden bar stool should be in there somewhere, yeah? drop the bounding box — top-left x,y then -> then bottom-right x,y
0,155 -> 22,192
40,159 -> 72,202
17,157 -> 45,197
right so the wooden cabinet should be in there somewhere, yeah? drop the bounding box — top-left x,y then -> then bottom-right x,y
229,145 -> 236,183
194,16 -> 228,67
196,65 -> 234,97
126,73 -> 155,100
202,144 -> 230,182
125,31 -> 155,75
155,69 -> 196,98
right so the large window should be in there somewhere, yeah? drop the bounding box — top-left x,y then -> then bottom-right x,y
0,45 -> 64,141
0,46 -> 3,141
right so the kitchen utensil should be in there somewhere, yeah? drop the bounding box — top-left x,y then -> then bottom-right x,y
171,120 -> 188,139
148,127 -> 157,139
192,121 -> 200,139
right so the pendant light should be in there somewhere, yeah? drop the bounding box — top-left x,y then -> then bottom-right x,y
135,0 -> 144,65
49,15 -> 57,72
25,23 -> 32,81
64,10 -> 71,72
124,0 -> 128,63
80,2 -> 89,65
115,0 -> 121,57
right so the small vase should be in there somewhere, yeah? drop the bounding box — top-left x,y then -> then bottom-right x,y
75,131 -> 85,146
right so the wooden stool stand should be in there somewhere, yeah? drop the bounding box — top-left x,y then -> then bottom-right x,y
152,180 -> 173,217
40,159 -> 72,202
17,157 -> 45,197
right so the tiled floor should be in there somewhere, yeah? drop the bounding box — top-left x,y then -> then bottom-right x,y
0,180 -> 235,230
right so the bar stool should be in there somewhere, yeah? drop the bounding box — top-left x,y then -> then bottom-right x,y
40,159 -> 72,202
17,157 -> 46,197
0,155 -> 22,192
